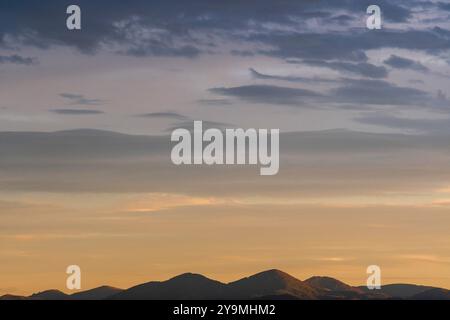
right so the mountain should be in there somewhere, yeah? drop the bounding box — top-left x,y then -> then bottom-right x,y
69,286 -> 123,300
227,269 -> 318,299
0,286 -> 123,301
305,276 -> 360,292
359,283 -> 436,299
4,270 -> 449,300
29,289 -> 69,300
305,276 -> 370,299
411,288 -> 450,300
0,294 -> 27,300
109,273 -> 227,300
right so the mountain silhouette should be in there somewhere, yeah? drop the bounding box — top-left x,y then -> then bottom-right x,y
110,273 -> 226,300
1,270 -> 449,300
304,276 -> 378,300
411,288 -> 450,300
358,283 -> 437,299
69,286 -> 123,300
226,269 -> 318,299
0,294 -> 28,300
29,289 -> 69,300
306,276 -> 360,292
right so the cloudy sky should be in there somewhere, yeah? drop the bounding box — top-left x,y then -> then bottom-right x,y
1,0 -> 450,295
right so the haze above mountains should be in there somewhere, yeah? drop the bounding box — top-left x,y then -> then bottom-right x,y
2,128 -> 450,197
2,270 -> 449,300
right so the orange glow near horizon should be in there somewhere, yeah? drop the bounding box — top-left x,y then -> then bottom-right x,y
1,191 -> 449,296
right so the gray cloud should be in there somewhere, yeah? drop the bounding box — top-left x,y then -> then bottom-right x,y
0,54 -> 36,65
334,80 -> 450,112
384,55 -> 429,72
209,85 -> 322,106
165,120 -> 234,132
329,14 -> 354,25
60,93 -> 104,106
354,113 -> 450,134
299,60 -> 389,79
253,27 -> 450,63
255,33 -> 369,62
51,109 -> 104,115
230,50 -> 255,57
438,2 -> 450,11
136,112 -> 188,120
197,99 -> 233,106
209,79 -> 448,111
122,41 -> 202,58
332,79 -> 432,106
249,68 -> 339,84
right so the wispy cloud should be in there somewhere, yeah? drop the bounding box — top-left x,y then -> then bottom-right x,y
51,109 -> 104,115
60,93 -> 104,106
314,257 -> 354,262
249,68 -> 339,84
209,85 -> 322,106
297,59 -> 389,79
125,193 -> 222,213
399,254 -> 450,263
0,233 -> 144,241
136,112 -> 188,120
165,120 -> 234,132
198,99 -> 233,106
354,113 -> 450,134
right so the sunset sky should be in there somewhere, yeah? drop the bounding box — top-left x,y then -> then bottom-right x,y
1,0 -> 450,295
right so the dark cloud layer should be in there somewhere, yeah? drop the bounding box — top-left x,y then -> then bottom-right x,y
209,79 -> 449,111
0,54 -> 36,65
384,55 -> 428,72
0,0 -> 439,60
438,2 -> 450,11
255,28 -> 450,62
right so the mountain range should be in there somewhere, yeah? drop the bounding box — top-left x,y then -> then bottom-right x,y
1,269 -> 449,300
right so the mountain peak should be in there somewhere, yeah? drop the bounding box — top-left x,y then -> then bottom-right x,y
110,272 -> 226,300
69,285 -> 123,300
171,272 -> 207,279
167,272 -> 224,285
305,276 -> 354,292
228,269 -> 303,289
244,269 -> 296,281
29,289 -> 68,300
228,269 -> 318,299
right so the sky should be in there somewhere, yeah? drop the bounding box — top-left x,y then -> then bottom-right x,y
1,0 -> 450,295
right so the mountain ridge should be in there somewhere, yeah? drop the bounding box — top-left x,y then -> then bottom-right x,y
1,270 -> 449,300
